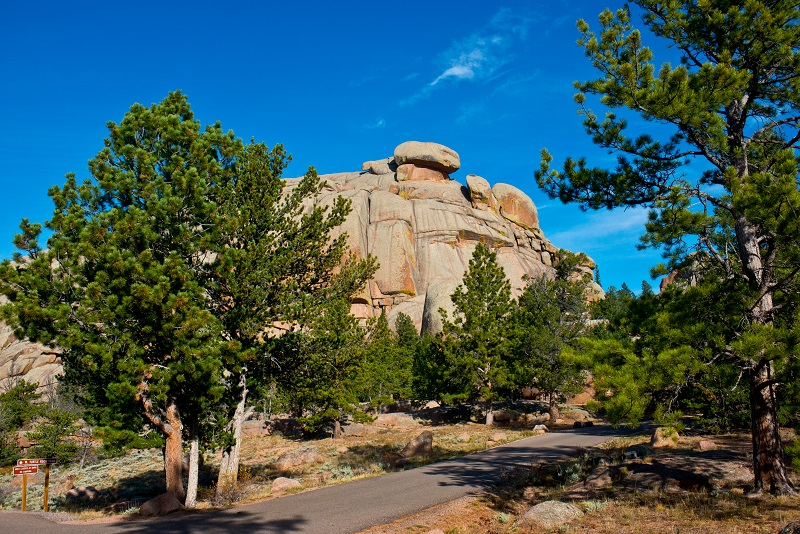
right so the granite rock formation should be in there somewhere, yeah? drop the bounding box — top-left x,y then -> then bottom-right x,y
288,141 -> 601,333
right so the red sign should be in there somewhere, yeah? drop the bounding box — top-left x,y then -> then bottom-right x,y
17,458 -> 54,466
13,465 -> 38,475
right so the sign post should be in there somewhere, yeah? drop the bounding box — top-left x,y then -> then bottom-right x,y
14,459 -> 54,512
43,463 -> 50,512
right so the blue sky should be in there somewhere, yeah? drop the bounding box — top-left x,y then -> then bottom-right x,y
1,0 -> 679,292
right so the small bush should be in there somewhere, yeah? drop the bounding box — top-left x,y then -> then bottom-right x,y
352,411 -> 375,424
95,427 -> 164,458
28,408 -> 79,465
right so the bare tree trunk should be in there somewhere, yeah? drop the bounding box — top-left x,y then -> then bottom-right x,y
163,401 -> 186,504
333,419 -> 342,439
749,360 -> 796,495
217,372 -> 252,497
185,422 -> 200,509
548,393 -> 560,422
485,400 -> 494,427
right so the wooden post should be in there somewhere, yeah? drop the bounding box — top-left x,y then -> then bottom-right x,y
43,464 -> 50,512
21,473 -> 27,511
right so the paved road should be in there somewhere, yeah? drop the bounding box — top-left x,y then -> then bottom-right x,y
1,425 -> 637,534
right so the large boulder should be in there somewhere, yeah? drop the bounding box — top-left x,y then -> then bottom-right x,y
401,430 -> 433,458
465,174 -> 497,211
271,477 -> 302,493
394,141 -> 460,174
0,297 -> 62,392
515,500 -> 583,530
491,183 -> 539,231
138,493 -> 184,516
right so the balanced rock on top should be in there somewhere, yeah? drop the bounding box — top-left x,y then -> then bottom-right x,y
394,141 -> 460,175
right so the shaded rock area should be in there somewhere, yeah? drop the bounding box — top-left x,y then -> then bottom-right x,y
570,437 -> 755,497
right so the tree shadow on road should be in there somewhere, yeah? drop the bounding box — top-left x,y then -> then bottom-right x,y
107,509 -> 308,533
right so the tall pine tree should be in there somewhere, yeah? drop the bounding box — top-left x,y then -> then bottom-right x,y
537,2 -> 800,494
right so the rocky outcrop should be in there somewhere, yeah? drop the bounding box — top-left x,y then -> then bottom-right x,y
307,140 -> 600,332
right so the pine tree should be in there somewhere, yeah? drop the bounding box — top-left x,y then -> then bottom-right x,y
207,141 -> 374,493
440,244 -> 514,425
0,92 -> 240,503
513,251 -> 591,421
536,2 -> 800,494
355,312 -> 413,407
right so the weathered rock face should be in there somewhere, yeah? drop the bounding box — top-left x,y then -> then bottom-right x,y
0,296 -> 61,391
303,140 -> 599,333
0,141 -> 600,387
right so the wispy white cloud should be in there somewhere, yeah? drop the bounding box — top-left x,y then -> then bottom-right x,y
547,208 -> 650,252
402,8 -> 532,105
364,117 -> 386,129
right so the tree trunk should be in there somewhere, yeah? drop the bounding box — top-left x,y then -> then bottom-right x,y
548,393 -> 560,422
217,372 -> 252,497
485,400 -> 494,427
333,419 -> 342,439
733,214 -> 795,495
185,422 -> 200,509
749,361 -> 796,495
163,401 -> 186,504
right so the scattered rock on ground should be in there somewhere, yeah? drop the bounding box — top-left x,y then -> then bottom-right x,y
492,409 -> 517,423
55,474 -> 76,494
698,439 -> 717,451
584,465 -> 618,489
138,493 -> 183,516
489,432 -> 507,443
515,500 -> 583,530
241,419 -> 270,436
272,477 -> 302,493
533,424 -> 548,434
275,446 -> 323,471
624,444 -> 650,460
401,430 -> 433,458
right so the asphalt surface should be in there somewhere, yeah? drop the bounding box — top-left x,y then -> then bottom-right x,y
0,425 -> 636,534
